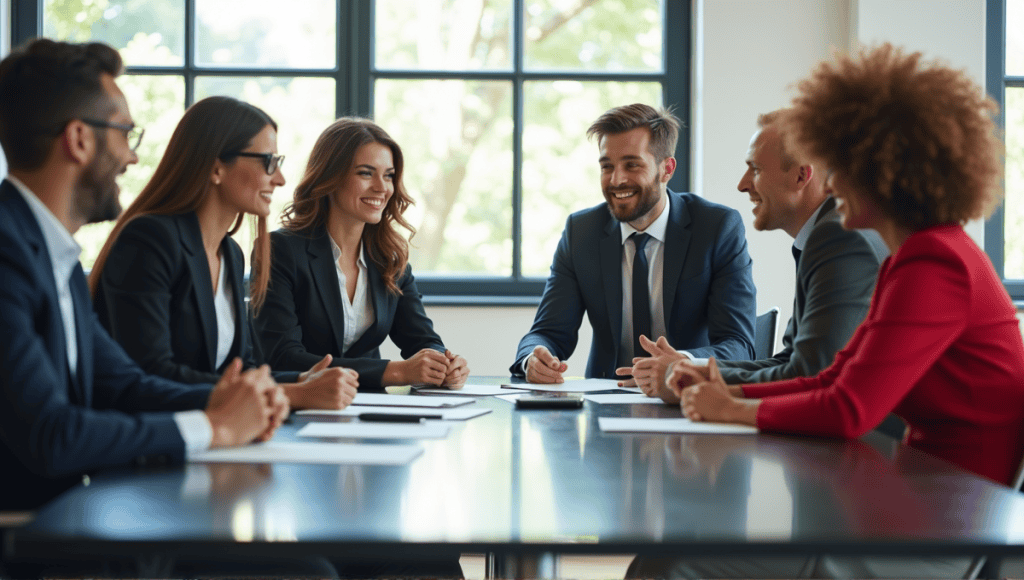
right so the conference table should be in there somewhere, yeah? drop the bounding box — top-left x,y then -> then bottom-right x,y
9,377 -> 1024,578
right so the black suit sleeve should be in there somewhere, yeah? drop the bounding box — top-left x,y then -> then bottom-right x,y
95,216 -> 221,384
0,254 -> 198,481
511,215 -> 585,376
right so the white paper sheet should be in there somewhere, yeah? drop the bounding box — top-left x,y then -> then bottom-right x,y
416,384 -> 530,396
297,422 -> 451,439
584,393 -> 667,405
297,406 -> 491,421
504,378 -> 627,393
190,441 -> 423,465
598,417 -> 758,435
348,393 -> 475,408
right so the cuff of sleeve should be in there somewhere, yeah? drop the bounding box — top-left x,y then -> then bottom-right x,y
174,410 -> 213,459
521,355 -> 531,375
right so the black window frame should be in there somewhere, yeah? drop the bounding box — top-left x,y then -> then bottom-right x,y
986,0 -> 1024,300
12,0 -> 691,305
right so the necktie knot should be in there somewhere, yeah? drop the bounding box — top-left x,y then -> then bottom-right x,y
632,232 -> 651,255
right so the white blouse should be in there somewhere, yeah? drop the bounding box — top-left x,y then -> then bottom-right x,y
330,236 -> 375,354
213,253 -> 236,370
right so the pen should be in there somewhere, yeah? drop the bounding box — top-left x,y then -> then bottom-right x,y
358,412 -> 443,422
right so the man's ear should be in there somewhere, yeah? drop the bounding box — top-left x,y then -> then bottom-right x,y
795,164 -> 813,189
661,157 -> 677,183
61,120 -> 94,166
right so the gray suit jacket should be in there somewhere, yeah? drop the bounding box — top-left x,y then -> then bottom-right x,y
718,198 -> 888,384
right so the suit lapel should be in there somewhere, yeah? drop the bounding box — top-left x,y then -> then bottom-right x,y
599,217 -> 624,357
179,213 -> 218,371
661,191 -> 692,326
307,231 -> 347,354
2,182 -> 75,401
69,263 -> 92,407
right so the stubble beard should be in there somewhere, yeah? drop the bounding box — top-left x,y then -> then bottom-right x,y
75,138 -> 123,225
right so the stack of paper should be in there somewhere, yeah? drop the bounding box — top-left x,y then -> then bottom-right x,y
348,393 -> 474,408
416,384 -> 529,396
190,441 -> 423,465
297,406 -> 490,421
505,378 -> 628,393
297,422 -> 451,439
598,417 -> 758,435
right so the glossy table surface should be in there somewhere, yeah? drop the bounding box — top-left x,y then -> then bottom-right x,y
11,378 -> 1024,561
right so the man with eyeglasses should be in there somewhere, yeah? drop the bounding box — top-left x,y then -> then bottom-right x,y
0,39 -> 323,577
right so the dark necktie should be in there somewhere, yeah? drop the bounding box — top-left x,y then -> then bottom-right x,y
632,233 -> 652,359
792,245 -> 802,265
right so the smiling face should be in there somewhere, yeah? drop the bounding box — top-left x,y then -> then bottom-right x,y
211,124 -> 285,218
76,74 -> 138,225
826,171 -> 883,231
330,141 -> 395,229
599,127 -> 673,230
736,127 -> 808,237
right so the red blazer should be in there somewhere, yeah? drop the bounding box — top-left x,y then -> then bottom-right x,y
745,225 -> 1024,485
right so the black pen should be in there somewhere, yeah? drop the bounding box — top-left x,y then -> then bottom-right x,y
358,412 -> 443,422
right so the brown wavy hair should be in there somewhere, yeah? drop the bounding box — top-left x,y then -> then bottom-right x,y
586,103 -> 680,162
788,43 -> 1003,230
280,117 -> 415,295
89,96 -> 278,311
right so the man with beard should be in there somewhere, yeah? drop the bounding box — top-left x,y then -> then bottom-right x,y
512,104 -> 756,383
0,39 -> 301,577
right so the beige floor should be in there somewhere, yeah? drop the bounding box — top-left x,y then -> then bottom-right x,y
460,553 -> 634,579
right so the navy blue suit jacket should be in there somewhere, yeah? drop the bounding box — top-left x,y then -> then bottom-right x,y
513,190 -> 757,378
93,212 -> 299,384
254,226 -> 445,390
0,180 -> 212,510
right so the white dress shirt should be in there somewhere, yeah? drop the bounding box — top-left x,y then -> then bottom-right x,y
212,252 -> 236,370
7,177 -> 212,455
618,199 -> 670,364
330,236 -> 375,353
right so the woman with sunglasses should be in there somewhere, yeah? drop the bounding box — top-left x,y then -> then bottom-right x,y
90,96 -> 358,410
253,117 -> 469,391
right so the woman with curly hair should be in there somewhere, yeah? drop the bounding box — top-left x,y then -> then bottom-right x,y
635,43 -> 1024,579
254,117 -> 469,390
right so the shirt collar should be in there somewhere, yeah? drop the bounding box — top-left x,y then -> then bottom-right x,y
329,234 -> 367,268
792,197 -> 831,252
6,176 -> 82,275
619,194 -> 670,245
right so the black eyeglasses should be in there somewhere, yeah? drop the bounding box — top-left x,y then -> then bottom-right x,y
225,152 -> 285,175
81,118 -> 145,152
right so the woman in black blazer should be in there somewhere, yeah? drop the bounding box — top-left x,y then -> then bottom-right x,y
90,96 -> 358,410
254,118 -> 469,391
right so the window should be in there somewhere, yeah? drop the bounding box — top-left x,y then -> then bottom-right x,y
13,0 -> 690,302
987,0 -> 1024,299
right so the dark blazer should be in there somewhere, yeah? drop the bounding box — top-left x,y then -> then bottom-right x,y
254,226 -> 445,390
718,198 -> 889,384
512,190 -> 757,379
93,212 -> 299,385
0,180 -> 211,510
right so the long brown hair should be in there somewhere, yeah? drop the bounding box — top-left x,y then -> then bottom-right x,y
280,117 -> 415,294
89,96 -> 278,311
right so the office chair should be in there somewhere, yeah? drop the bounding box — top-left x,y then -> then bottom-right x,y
963,454 -> 1024,579
754,307 -> 780,360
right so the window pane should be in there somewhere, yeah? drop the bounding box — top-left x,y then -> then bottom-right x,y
375,0 -> 513,71
524,0 -> 662,72
195,0 -> 336,69
521,81 -> 662,276
44,0 -> 184,67
78,75 -> 185,269
1008,0 -> 1024,76
374,79 -> 513,276
195,77 -> 337,256
1005,87 -> 1024,278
